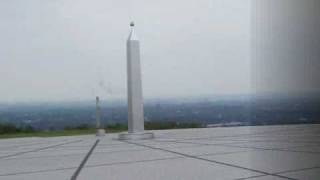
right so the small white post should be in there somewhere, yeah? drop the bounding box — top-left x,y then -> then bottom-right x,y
96,96 -> 105,136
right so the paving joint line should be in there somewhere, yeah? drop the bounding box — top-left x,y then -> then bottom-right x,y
70,139 -> 100,180
235,166 -> 320,180
122,140 -> 297,180
219,144 -> 320,154
0,166 -> 77,177
0,156 -> 182,177
166,126 -> 307,141
0,141 -> 68,150
163,139 -> 320,154
154,137 -> 320,147
153,138 -> 320,148
3,150 -> 257,176
0,139 -> 83,159
1,146 -> 315,178
2,148 -> 150,161
1,137 -> 315,178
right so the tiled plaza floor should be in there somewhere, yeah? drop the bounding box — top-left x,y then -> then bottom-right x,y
0,124 -> 319,180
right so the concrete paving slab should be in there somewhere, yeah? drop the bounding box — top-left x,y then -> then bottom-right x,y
241,175 -> 288,180
163,144 -> 255,156
0,153 -> 82,175
280,168 -> 320,180
78,157 -> 262,180
0,169 -> 75,180
86,148 -> 180,166
284,145 -> 320,153
206,150 -> 320,173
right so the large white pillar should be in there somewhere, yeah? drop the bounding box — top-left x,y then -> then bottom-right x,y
127,22 -> 144,133
119,22 -> 154,140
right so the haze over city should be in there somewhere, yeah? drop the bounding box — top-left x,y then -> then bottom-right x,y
0,0 -> 251,102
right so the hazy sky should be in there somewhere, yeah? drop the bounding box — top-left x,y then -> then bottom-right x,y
0,0 -> 251,102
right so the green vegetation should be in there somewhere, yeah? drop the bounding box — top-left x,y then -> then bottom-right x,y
103,121 -> 201,131
0,129 -> 96,139
106,123 -> 128,131
0,123 -> 35,134
145,121 -> 201,130
0,123 -> 99,138
0,121 -> 202,139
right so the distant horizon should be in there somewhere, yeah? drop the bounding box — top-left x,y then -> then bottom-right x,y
1,92 -> 319,105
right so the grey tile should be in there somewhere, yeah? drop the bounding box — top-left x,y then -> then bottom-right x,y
206,150 -> 320,173
280,168 -> 320,180
79,158 -> 262,180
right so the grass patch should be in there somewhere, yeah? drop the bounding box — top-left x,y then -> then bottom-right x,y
0,129 -> 127,139
0,122 -> 201,139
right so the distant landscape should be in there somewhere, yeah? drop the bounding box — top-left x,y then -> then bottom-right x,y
0,94 -> 319,137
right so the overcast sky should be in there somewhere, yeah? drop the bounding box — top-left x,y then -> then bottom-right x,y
0,0 -> 251,102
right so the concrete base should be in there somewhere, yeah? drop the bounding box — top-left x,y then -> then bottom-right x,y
118,132 -> 154,140
96,129 -> 106,137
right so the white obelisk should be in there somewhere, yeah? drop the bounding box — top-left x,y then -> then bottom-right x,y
96,96 -> 105,136
119,22 -> 154,140
127,21 -> 144,133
